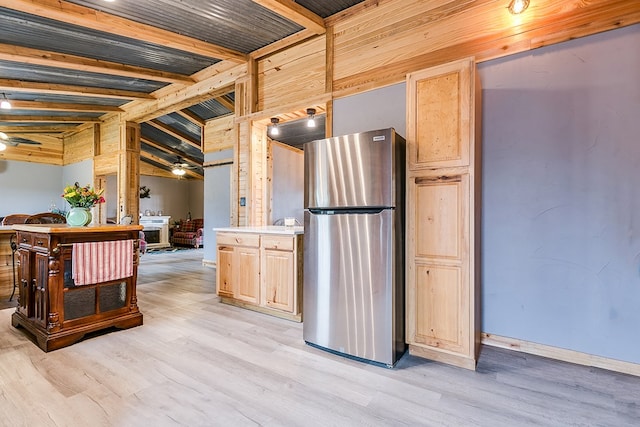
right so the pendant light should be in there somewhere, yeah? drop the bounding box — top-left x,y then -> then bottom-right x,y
306,108 -> 316,128
269,117 -> 280,136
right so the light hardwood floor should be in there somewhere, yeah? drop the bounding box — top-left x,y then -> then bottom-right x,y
0,249 -> 638,426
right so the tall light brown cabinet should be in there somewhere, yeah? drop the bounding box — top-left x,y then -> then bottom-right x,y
405,58 -> 481,370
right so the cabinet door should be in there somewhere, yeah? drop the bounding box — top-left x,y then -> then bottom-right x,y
33,252 -> 49,328
216,246 -> 235,297
413,263 -> 468,354
235,247 -> 260,304
262,248 -> 295,313
17,249 -> 31,317
407,58 -> 474,170
406,174 -> 473,362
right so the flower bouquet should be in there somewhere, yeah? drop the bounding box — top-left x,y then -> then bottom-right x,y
62,182 -> 105,208
61,182 -> 105,226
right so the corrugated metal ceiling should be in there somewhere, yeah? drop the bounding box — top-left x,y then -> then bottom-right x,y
156,113 -> 202,142
64,0 -> 303,53
141,123 -> 204,161
0,60 -> 165,93
296,0 -> 365,18
1,93 -> 127,107
187,98 -> 233,121
0,8 -> 218,75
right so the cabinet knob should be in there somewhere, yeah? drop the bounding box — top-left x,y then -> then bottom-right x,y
36,240 -> 43,246
21,238 -> 27,243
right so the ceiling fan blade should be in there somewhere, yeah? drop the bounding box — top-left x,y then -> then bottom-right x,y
7,137 -> 42,146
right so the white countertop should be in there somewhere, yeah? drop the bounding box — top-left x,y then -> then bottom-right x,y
215,226 -> 304,235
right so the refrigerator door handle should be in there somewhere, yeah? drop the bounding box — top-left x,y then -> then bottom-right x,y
308,207 -> 389,215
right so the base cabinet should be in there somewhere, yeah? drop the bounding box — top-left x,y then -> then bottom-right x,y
216,231 -> 302,322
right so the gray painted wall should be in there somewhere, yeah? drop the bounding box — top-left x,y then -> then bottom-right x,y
479,24 -> 640,363
203,149 -> 232,263
105,174 -> 201,224
333,82 -> 406,139
0,160 -> 80,217
61,159 -> 93,198
138,175 -> 202,222
271,142 -> 304,225
332,24 -> 640,364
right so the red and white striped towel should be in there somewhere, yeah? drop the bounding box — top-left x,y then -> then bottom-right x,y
72,240 -> 134,286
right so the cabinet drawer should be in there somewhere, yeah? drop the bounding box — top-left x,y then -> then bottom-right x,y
261,235 -> 294,251
217,232 -> 260,248
32,234 -> 50,250
16,232 -> 32,248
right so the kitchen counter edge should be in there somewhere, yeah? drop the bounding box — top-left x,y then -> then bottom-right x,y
214,226 -> 303,235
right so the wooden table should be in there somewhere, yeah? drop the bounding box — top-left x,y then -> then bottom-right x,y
11,223 -> 144,351
0,226 -> 16,299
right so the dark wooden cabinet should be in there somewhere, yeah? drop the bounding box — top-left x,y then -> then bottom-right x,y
11,224 -> 144,352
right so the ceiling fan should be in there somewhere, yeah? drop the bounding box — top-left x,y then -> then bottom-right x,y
0,132 -> 43,151
171,156 -> 195,176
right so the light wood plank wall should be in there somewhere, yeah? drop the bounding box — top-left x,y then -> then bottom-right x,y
203,115 -> 234,153
236,120 -> 250,226
329,0 -> 640,97
257,36 -> 327,111
62,125 -> 94,165
250,122 -> 267,226
0,133 -> 63,164
93,115 -> 120,176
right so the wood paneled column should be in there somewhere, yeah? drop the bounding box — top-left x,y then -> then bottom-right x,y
117,121 -> 140,224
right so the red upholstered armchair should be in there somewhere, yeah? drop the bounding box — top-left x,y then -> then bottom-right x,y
171,218 -> 204,248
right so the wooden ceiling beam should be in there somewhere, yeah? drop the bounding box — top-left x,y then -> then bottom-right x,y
0,125 -> 76,133
215,94 -> 235,112
0,0 -> 247,62
176,109 -> 206,127
250,28 -> 317,59
140,152 -> 202,179
0,43 -> 195,84
147,119 -> 201,149
0,115 -> 100,123
140,136 -> 202,166
122,61 -> 243,123
251,0 -> 325,34
8,133 -> 62,145
7,100 -> 123,113
0,78 -> 155,100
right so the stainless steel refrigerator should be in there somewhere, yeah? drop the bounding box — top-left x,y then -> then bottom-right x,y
303,128 -> 406,368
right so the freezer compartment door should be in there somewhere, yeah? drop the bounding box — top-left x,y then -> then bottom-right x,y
303,209 -> 403,366
304,128 -> 397,209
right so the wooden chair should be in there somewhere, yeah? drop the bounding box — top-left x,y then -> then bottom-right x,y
25,212 -> 67,224
1,214 -> 29,302
1,213 -> 30,226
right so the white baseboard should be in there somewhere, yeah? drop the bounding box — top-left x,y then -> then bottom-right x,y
202,259 -> 216,268
481,332 -> 640,377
